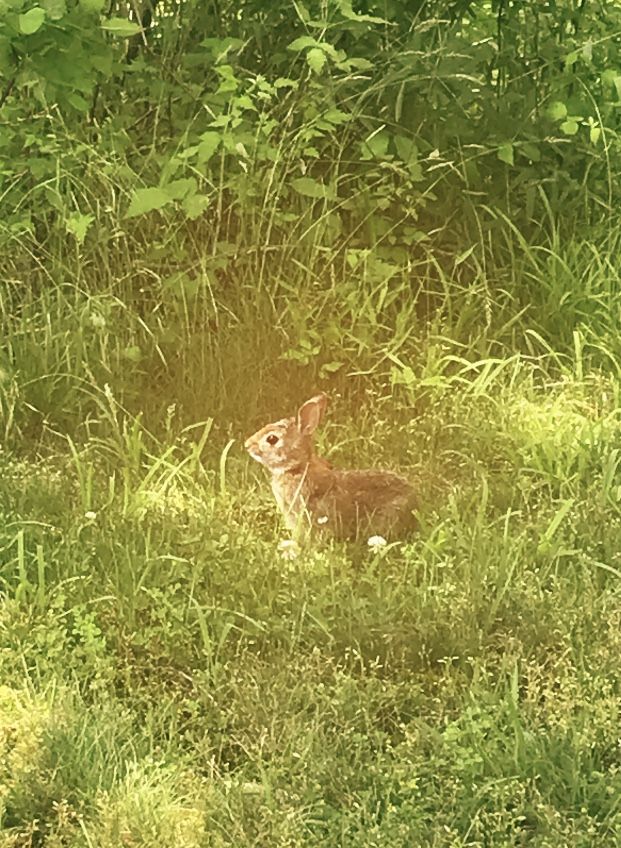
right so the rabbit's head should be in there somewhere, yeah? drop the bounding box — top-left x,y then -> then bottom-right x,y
244,393 -> 328,473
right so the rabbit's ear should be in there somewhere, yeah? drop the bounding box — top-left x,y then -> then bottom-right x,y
297,393 -> 328,435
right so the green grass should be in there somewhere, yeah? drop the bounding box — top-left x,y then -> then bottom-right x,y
2,216 -> 621,845
3,2 -> 621,842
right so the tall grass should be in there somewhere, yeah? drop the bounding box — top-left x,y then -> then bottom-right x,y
2,249 -> 621,842
2,25 -> 621,841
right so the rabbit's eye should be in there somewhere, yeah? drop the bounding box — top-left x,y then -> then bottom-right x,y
266,434 -> 279,446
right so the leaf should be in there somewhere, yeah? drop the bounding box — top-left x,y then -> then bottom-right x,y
126,187 -> 173,218
323,108 -> 350,124
454,245 -> 476,266
91,52 -> 113,76
197,132 -> 220,165
395,135 -> 416,162
41,0 -> 66,20
122,346 -> 142,363
65,212 -> 94,245
0,37 -> 12,72
564,49 -> 580,69
274,77 -> 297,88
165,177 -> 196,200
601,69 -> 619,91
306,47 -> 327,75
546,101 -> 567,121
290,177 -> 335,199
18,7 -> 46,34
520,142 -> 541,162
287,36 -> 320,52
66,92 -> 89,112
360,131 -> 389,159
590,125 -> 601,145
183,193 -> 210,220
582,40 -> 593,63
295,1 -> 310,22
319,361 -> 343,378
394,135 -> 424,178
347,57 -> 374,70
79,0 -> 105,11
338,0 -> 388,24
497,143 -> 514,165
560,119 -> 579,135
101,17 -> 142,37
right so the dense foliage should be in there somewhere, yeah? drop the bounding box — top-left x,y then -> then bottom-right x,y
1,2 -> 621,846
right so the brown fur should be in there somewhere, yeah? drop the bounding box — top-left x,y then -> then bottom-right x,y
244,394 -> 417,540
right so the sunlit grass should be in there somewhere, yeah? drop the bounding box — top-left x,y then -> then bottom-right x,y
1,319 -> 621,842
1,128 -> 620,844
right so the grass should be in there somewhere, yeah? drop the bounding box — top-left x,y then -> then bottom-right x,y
2,213 -> 621,846
1,113 -> 621,841
3,2 -> 621,841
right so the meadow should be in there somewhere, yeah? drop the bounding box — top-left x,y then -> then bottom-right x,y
2,1 -> 621,845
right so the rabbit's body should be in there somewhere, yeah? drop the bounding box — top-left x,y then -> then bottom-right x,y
245,394 -> 417,540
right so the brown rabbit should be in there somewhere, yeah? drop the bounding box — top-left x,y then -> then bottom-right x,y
244,393 -> 417,540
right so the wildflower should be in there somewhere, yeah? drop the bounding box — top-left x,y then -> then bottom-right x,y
367,535 -> 387,549
316,515 -> 328,525
278,539 -> 300,560
84,511 -> 97,521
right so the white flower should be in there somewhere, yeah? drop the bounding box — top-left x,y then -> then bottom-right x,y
84,511 -> 97,521
367,535 -> 387,549
316,515 -> 329,525
278,539 -> 300,560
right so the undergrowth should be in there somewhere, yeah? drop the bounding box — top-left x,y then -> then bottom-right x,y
3,1 -> 621,845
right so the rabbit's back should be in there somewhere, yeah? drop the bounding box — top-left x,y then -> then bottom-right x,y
308,467 -> 417,539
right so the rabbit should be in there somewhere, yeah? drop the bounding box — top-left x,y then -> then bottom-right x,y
244,393 -> 417,540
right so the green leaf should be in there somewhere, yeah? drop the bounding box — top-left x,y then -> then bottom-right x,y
338,0 -> 388,24
65,212 -> 94,245
287,36 -> 319,52
183,193 -> 210,220
394,135 -> 418,163
590,125 -> 601,145
165,178 -> 196,200
560,119 -> 579,135
197,132 -> 220,165
122,346 -> 142,363
126,187 -> 173,218
323,108 -> 350,125
290,177 -> 336,200
101,17 -> 142,37
0,37 -> 12,72
455,244 -> 476,266
395,135 -> 423,181
18,7 -> 46,34
319,361 -> 343,378
601,69 -> 619,91
79,0 -> 105,11
347,57 -> 374,70
546,101 -> 567,121
294,1 -> 310,22
91,52 -> 113,76
360,131 -> 389,160
520,142 -> 541,162
497,143 -> 514,165
564,49 -> 580,69
41,0 -> 66,20
582,40 -> 593,63
66,92 -> 90,112
306,47 -> 326,75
